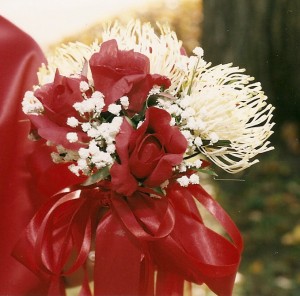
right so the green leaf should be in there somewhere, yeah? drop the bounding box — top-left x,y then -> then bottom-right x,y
124,116 -> 136,128
152,187 -> 165,196
82,167 -> 110,186
202,139 -> 231,147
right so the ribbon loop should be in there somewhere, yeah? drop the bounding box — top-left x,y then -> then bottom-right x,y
14,182 -> 243,296
111,191 -> 175,241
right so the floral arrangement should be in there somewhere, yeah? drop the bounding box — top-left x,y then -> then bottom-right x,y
15,21 -> 274,296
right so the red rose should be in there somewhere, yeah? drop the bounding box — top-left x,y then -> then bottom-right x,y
111,107 -> 187,196
29,70 -> 89,149
90,39 -> 170,115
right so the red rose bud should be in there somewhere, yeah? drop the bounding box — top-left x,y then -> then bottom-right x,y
34,70 -> 86,127
90,39 -> 171,116
111,107 -> 187,196
30,70 -> 89,149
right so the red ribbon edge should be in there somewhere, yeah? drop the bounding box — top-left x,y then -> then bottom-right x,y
12,182 -> 243,296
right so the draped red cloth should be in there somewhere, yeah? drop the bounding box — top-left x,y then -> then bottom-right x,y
0,16 -> 48,295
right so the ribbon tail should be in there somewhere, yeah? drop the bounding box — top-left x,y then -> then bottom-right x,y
48,276 -> 65,296
156,270 -> 184,296
94,212 -> 148,296
152,183 -> 243,296
139,253 -> 155,296
78,264 -> 92,296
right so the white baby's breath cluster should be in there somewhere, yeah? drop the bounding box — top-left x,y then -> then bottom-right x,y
23,20 -> 274,185
22,77 -> 125,177
63,84 -> 124,176
177,173 -> 200,187
21,91 -> 44,115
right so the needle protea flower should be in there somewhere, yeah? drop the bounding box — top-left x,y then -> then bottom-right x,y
33,20 -> 274,175
172,55 -> 275,173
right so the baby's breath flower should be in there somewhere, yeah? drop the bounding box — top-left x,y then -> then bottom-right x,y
87,127 -> 101,138
177,176 -> 190,187
66,132 -> 78,143
68,164 -> 80,176
81,122 -> 92,132
120,96 -> 129,109
108,103 -> 122,115
88,140 -> 100,155
79,81 -> 90,92
168,104 -> 182,116
82,99 -> 96,113
194,159 -> 203,168
194,137 -> 203,147
77,158 -> 88,170
91,91 -> 104,99
78,147 -> 90,159
91,151 -> 113,169
148,86 -> 161,95
189,174 -> 200,185
106,144 -> 116,154
179,163 -> 187,172
170,117 -> 176,126
73,102 -> 85,114
67,117 -> 79,127
181,130 -> 193,145
192,47 -> 204,57
22,91 -> 44,115
209,132 -> 219,144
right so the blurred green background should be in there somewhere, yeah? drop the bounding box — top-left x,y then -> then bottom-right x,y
201,1 -> 300,295
55,0 -> 300,294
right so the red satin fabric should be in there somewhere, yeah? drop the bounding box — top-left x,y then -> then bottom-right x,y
0,16 -> 48,295
13,181 -> 243,296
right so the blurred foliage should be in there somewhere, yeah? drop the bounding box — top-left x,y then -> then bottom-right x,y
201,2 -> 300,293
55,0 -> 202,55
202,0 -> 300,137
215,145 -> 300,295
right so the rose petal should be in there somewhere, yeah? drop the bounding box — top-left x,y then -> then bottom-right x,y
90,39 -> 171,115
144,154 -> 183,187
110,163 -> 138,196
29,115 -> 88,150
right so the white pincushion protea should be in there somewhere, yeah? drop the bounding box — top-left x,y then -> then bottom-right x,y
38,42 -> 100,84
177,61 -> 275,173
32,20 -> 274,177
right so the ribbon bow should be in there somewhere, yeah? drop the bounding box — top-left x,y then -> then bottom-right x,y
13,169 -> 243,296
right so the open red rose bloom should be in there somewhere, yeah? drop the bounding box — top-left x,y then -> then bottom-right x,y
13,35 -> 244,296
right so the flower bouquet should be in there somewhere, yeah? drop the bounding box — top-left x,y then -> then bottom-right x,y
14,21 -> 274,296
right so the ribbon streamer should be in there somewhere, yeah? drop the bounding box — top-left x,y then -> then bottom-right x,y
13,178 -> 242,296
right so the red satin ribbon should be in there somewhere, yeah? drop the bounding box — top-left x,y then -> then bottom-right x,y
13,179 -> 242,296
